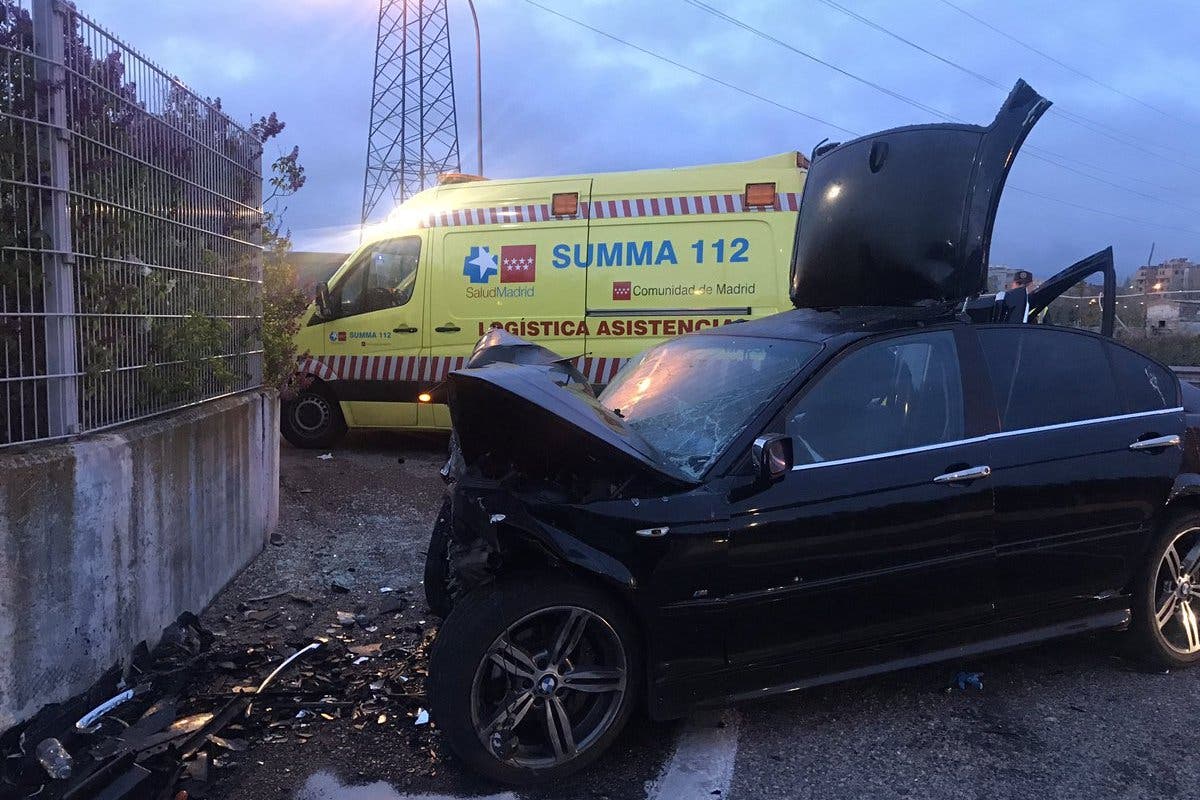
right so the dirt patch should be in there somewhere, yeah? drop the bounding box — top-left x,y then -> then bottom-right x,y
188,432 -> 506,799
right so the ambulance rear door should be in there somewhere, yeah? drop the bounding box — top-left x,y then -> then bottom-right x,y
582,178 -> 796,382
423,178 -> 593,427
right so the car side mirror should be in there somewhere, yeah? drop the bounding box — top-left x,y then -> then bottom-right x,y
753,435 -> 793,483
315,281 -> 333,319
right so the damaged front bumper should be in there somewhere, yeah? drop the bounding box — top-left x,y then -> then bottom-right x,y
443,474 -> 640,601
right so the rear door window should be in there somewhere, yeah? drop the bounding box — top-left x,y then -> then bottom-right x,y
978,327 -> 1120,430
1108,343 -> 1178,412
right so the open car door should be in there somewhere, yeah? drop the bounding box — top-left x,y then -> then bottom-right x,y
1027,247 -> 1117,337
965,247 -> 1117,335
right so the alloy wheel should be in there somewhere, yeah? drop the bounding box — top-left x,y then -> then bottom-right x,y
1155,526 -> 1200,654
469,605 -> 628,769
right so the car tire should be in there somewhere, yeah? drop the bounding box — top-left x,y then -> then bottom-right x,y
429,574 -> 641,785
1130,512 -> 1200,669
281,383 -> 346,449
424,497 -> 454,618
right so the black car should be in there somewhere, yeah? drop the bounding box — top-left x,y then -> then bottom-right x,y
425,81 -> 1200,785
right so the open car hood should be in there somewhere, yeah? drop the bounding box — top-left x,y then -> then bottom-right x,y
790,79 -> 1051,309
447,363 -> 697,488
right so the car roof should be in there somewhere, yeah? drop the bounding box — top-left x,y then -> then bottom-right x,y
696,305 -> 960,345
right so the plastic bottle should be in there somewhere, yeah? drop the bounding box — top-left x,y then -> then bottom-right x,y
35,738 -> 73,780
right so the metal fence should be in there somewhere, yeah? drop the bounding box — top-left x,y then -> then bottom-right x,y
1,0 -> 262,447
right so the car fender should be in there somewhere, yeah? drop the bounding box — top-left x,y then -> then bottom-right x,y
1167,473 -> 1200,508
497,516 -> 637,592
448,482 -> 637,596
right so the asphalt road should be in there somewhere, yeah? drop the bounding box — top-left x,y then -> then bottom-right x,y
206,434 -> 1192,800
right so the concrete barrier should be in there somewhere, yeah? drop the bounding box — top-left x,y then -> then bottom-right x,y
0,391 -> 279,731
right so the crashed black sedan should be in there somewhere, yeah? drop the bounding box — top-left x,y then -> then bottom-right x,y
426,81 -> 1200,785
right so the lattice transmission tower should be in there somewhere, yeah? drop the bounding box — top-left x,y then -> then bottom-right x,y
361,0 -> 462,226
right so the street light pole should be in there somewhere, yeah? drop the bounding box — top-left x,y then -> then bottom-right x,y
466,0 -> 483,176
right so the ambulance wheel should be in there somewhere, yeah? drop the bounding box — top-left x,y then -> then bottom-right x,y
281,383 -> 346,449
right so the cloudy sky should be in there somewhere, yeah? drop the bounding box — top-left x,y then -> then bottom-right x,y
82,0 -> 1200,278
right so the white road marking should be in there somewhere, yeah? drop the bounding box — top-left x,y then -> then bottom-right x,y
647,709 -> 741,800
298,710 -> 741,800
296,772 -> 516,800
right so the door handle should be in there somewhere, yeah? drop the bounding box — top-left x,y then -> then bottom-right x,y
435,323 -> 461,333
1129,434 -> 1181,451
933,465 -> 992,484
393,325 -> 418,334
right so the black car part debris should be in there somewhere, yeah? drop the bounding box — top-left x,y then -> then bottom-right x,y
1,585 -> 441,799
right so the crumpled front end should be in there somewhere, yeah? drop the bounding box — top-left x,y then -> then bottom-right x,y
443,469 -> 653,601
438,345 -> 695,599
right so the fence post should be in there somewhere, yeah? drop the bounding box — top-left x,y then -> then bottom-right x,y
250,147 -> 264,387
31,0 -> 79,436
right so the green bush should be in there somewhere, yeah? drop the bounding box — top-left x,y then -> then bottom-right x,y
1117,333 -> 1200,366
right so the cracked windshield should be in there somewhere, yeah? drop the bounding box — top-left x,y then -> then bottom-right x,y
600,336 -> 820,478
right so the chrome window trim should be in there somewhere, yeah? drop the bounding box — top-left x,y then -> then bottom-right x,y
790,406 -> 1184,472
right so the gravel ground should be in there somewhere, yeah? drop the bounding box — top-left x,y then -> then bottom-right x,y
730,634 -> 1187,800
195,431 -> 467,800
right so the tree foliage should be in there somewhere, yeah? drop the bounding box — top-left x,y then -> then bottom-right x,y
258,125 -> 310,397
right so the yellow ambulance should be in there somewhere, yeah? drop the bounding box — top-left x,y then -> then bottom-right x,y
283,152 -> 809,447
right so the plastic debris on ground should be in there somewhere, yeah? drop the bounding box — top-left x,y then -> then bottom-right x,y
0,582 -> 440,799
35,738 -> 73,780
951,671 -> 985,691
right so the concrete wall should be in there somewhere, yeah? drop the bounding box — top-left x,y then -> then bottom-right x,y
0,391 -> 279,731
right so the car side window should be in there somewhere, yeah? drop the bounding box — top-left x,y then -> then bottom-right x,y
784,331 -> 964,465
329,237 -> 421,318
978,328 -> 1120,430
1108,343 -> 1178,413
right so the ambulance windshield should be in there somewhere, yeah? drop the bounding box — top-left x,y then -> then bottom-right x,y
600,336 -> 819,479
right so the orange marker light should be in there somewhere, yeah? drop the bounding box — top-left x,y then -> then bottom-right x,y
551,192 -> 579,216
418,392 -> 432,403
744,182 -> 777,207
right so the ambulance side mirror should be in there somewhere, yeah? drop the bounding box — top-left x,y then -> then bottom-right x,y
315,281 -> 333,319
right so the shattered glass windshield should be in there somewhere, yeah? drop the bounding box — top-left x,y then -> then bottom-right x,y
599,335 -> 820,479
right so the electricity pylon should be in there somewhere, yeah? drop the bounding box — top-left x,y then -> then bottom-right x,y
361,0 -> 462,225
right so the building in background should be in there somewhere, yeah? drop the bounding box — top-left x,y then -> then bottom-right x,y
1125,258 -> 1200,334
1131,258 -> 1200,293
